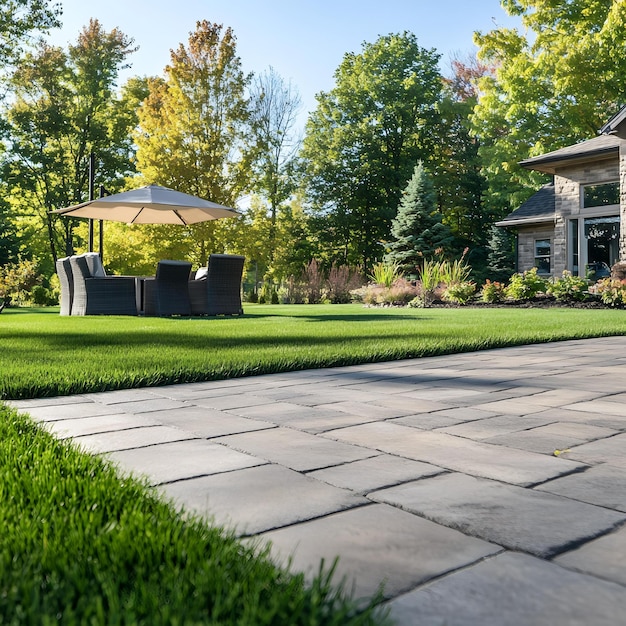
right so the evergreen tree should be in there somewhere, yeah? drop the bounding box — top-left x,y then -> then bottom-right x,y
486,225 -> 516,282
385,161 -> 454,275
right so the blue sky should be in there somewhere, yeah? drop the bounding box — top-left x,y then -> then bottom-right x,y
48,0 -> 521,121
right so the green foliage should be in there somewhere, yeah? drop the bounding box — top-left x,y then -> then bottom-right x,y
369,261 -> 403,288
3,20 -> 139,262
385,162 -> 454,274
590,278 -> 626,307
486,225 -> 516,283
443,281 -> 476,304
480,279 -> 506,303
547,271 -> 589,302
473,1 -> 626,215
438,249 -> 472,286
0,258 -> 41,305
3,306 -> 626,400
0,0 -> 61,65
301,32 -> 444,270
0,405 -> 387,624
504,268 -> 548,301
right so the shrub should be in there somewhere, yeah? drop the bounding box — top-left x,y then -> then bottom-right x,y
0,258 -> 42,306
504,268 -> 547,301
547,271 -> 589,302
418,259 -> 443,307
280,276 -> 306,304
326,264 -> 363,304
443,281 -> 476,304
370,261 -> 402,288
302,259 -> 324,304
589,278 -> 626,307
480,279 -> 506,303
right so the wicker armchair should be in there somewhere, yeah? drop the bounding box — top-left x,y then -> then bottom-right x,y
189,254 -> 245,316
144,260 -> 192,316
56,257 -> 74,315
69,255 -> 138,316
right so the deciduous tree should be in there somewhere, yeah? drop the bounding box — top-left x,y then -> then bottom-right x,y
300,32 -> 443,272
1,19 -> 138,269
134,21 -> 250,266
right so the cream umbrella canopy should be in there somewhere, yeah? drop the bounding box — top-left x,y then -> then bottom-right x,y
52,184 -> 240,225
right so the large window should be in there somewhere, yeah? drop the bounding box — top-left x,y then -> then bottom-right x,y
534,239 -> 551,274
583,182 -> 620,208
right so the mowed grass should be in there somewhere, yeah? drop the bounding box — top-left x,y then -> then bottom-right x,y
2,303 -> 626,400
0,404 -> 386,625
3,303 -> 625,623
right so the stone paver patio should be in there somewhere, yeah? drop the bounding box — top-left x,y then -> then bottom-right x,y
10,336 -> 626,625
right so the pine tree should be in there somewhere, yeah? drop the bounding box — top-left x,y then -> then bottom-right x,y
385,161 -> 454,274
486,225 -> 516,282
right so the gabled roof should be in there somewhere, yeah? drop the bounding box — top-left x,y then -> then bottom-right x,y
496,183 -> 555,228
600,104 -> 626,134
519,135 -> 621,174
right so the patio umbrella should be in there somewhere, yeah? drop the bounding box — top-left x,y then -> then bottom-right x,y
52,184 -> 240,225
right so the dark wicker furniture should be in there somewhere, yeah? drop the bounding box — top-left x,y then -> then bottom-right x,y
69,255 -> 138,316
56,257 -> 74,316
189,254 -> 245,316
144,260 -> 192,316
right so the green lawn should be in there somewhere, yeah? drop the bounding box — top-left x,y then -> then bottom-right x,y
2,303 -> 626,400
3,303 -> 625,624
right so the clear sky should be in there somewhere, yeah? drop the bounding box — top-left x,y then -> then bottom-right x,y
47,0 -> 521,122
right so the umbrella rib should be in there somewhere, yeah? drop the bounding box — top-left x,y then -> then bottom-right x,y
173,210 -> 189,225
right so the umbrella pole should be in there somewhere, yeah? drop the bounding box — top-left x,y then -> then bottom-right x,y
88,153 -> 95,252
99,186 -> 106,263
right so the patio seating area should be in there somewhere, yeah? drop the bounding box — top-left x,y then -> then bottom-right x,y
56,253 -> 244,317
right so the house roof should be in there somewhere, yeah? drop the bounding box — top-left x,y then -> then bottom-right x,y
496,183 -> 555,228
519,134 -> 622,174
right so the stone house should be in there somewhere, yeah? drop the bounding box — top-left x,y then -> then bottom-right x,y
497,105 -> 626,278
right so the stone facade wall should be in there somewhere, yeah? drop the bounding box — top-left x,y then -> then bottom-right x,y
517,224 -> 556,275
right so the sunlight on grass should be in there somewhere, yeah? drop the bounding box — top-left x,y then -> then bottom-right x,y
2,304 -> 625,399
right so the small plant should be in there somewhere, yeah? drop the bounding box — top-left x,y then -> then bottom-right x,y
443,281 -> 476,305
480,279 -> 506,303
439,248 -> 472,286
504,268 -> 548,301
419,259 -> 443,307
547,271 -> 589,302
370,261 -> 402,288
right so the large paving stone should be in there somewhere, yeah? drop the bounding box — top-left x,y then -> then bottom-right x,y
192,394 -> 276,410
307,454 -> 444,493
370,473 -> 626,557
216,427 -> 374,471
257,503 -> 499,601
535,464 -> 626,512
565,399 -> 626,418
78,388 -> 165,405
42,413 -> 160,439
107,439 -> 266,485
555,525 -> 626,586
325,422 -> 585,485
532,407 -> 626,431
19,401 -> 123,422
70,425 -> 197,454
562,433 -> 626,468
145,405 -> 275,438
316,400 -> 412,420
387,551 -> 626,626
437,414 -> 556,440
92,397 -> 190,414
161,464 -> 366,535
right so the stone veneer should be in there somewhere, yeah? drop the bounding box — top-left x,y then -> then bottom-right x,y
517,157 -> 621,276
